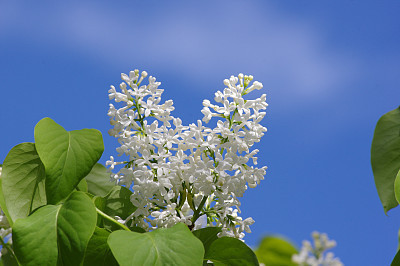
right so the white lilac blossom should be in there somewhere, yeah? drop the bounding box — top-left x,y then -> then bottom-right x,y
292,231 -> 343,266
106,69 -> 268,239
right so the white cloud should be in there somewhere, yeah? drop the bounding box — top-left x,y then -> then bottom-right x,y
0,1 -> 359,102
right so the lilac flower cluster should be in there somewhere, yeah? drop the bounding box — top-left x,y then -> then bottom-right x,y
107,69 -> 268,239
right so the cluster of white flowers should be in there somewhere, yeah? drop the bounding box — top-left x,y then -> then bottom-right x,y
106,69 -> 268,238
292,231 -> 343,266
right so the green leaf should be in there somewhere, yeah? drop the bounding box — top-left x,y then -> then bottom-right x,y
13,205 -> 59,265
93,196 -> 106,227
34,117 -> 104,204
192,227 -> 222,254
394,169 -> 400,204
102,186 -> 136,231
83,227 -> 118,266
108,223 -> 204,266
392,249 -> 400,266
371,107 -> 400,213
130,226 -> 146,233
13,191 -> 97,266
254,236 -> 298,266
205,237 -> 259,266
77,178 -> 88,192
1,143 -> 46,223
84,163 -> 115,197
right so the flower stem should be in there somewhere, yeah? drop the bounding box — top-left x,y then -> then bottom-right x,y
0,236 -> 18,262
95,207 -> 131,231
191,196 -> 208,226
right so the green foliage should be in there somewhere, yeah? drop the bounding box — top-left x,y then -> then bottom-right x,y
77,178 -> 89,192
192,227 -> 222,254
108,223 -> 205,266
0,117 -> 262,266
254,236 -> 298,266
204,237 -> 259,266
0,179 -> 12,227
83,227 -> 118,266
95,186 -> 136,231
84,163 -> 115,197
394,170 -> 400,205
392,250 -> 400,266
12,191 -> 97,266
371,107 -> 400,264
371,107 -> 400,213
34,117 -> 104,204
1,143 -> 46,224
0,249 -> 18,266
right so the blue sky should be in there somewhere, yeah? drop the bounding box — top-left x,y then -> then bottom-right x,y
1,1 -> 400,264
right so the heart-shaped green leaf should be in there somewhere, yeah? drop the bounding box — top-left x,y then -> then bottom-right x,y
371,107 -> 400,213
34,117 -> 104,204
12,191 -> 97,266
192,227 -> 222,254
1,143 -> 46,223
108,223 -> 204,266
84,163 -> 115,197
205,237 -> 259,266
254,236 -> 298,266
83,227 -> 118,266
13,204 -> 59,265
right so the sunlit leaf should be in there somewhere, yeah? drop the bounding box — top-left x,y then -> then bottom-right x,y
108,223 -> 204,266
1,143 -> 46,223
254,236 -> 297,266
13,191 -> 97,266
205,237 -> 259,266
34,117 -> 104,203
84,163 -> 115,197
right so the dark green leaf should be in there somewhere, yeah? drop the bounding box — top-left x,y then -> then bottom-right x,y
108,223 -> 204,266
102,186 -> 136,231
84,163 -> 115,197
1,143 -> 46,223
130,226 -> 146,233
0,247 -> 19,266
254,236 -> 298,266
371,107 -> 400,213
13,191 -> 97,266
205,237 -> 259,266
83,227 -> 118,266
192,227 -> 222,254
392,249 -> 400,266
34,117 -> 104,204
